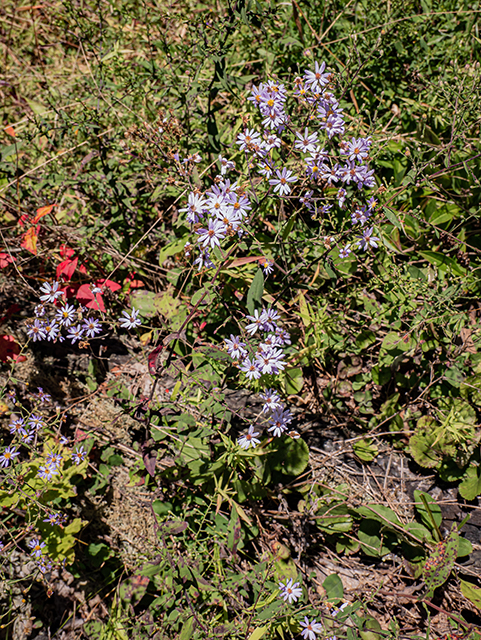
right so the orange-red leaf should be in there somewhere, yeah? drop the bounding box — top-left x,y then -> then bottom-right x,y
33,204 -> 55,223
226,256 -> 263,268
0,335 -> 26,363
21,226 -> 39,255
0,252 -> 16,269
56,257 -> 78,281
5,125 -> 16,138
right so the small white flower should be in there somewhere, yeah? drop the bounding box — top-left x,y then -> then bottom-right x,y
237,426 -> 260,450
278,578 -> 302,604
119,308 -> 141,329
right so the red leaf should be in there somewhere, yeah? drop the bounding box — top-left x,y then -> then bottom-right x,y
21,226 -> 39,255
18,213 -> 30,228
0,252 -> 15,269
142,442 -> 157,477
0,335 -> 26,363
33,204 -> 55,224
5,125 -> 16,138
96,278 -> 121,292
85,294 -> 105,312
79,264 -> 88,275
148,345 -> 163,375
76,284 -> 106,312
56,257 -> 78,281
60,244 -> 75,259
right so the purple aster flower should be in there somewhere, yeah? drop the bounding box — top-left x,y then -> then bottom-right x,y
27,319 -> 46,342
268,407 -> 292,437
196,219 -> 226,250
295,128 -> 319,154
304,61 -> 330,92
239,357 -> 262,380
39,281 -> 63,303
193,249 -> 215,271
269,167 -> 298,197
262,132 -> 282,151
238,426 -> 261,450
336,187 -> 347,208
300,616 -> 323,640
34,304 -> 46,317
259,257 -> 274,276
0,446 -> 20,467
67,324 -> 85,344
28,414 -> 45,430
339,244 -> 353,259
55,304 -> 76,327
278,578 -> 302,604
37,387 -> 51,403
236,129 -> 262,151
20,429 -> 35,445
224,335 -> 247,360
260,307 -> 280,332
357,227 -> 379,251
27,538 -> 46,558
245,310 -> 264,336
44,319 -> 60,341
260,389 -> 282,413
342,136 -> 371,162
119,308 -> 141,330
218,155 -> 235,175
322,114 -> 345,138
9,418 -> 26,436
83,317 -> 102,338
37,463 -> 59,481
179,192 -> 206,224
72,445 -> 87,465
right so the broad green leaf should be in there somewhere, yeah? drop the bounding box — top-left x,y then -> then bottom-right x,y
247,268 -> 264,315
323,573 -> 343,601
459,465 -> 481,500
460,579 -> 481,610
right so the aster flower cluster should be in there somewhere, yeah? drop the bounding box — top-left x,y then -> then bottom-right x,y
1,395 -> 87,478
225,307 -> 290,382
228,308 -> 301,449
179,60 -> 380,275
26,281 -> 103,345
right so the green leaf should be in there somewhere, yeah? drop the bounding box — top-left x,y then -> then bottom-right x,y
414,490 -> 442,532
357,505 -> 401,527
419,250 -> 466,276
246,268 -> 264,315
158,237 -> 188,265
179,616 -> 194,640
352,438 -> 378,462
268,437 -> 309,476
457,537 -> 473,558
248,627 -> 269,640
423,525 -> 458,598
458,464 -> 481,500
281,215 -> 296,240
322,573 -> 344,601
460,579 -> 481,610
383,206 -> 403,230
283,368 -> 304,394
